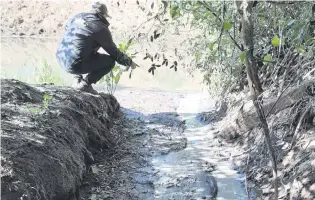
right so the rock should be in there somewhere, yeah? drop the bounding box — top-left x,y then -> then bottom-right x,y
262,187 -> 272,194
219,129 -> 240,141
290,179 -> 303,199
17,17 -> 24,24
205,175 -> 218,198
83,149 -> 95,164
91,165 -> 100,174
301,172 -> 315,185
38,28 -> 44,34
301,188 -> 312,199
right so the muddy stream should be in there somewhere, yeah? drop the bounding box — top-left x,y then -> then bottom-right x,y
113,88 -> 250,200
2,38 -> 250,200
152,93 -> 246,200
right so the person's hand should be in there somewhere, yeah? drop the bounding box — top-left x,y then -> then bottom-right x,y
130,61 -> 139,70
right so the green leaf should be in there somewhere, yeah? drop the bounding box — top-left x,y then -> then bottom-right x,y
295,45 -> 305,53
43,93 -> 49,100
112,65 -> 118,71
240,51 -> 246,63
223,21 -> 232,31
114,73 -> 120,84
306,38 -> 315,46
271,35 -> 280,47
263,54 -> 272,64
195,54 -> 201,61
170,5 -> 180,19
118,44 -> 123,51
43,93 -> 52,100
209,42 -> 216,51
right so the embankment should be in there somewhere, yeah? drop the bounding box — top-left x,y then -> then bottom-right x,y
1,79 -> 121,200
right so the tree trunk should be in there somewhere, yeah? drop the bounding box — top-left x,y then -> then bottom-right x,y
236,0 -> 263,99
310,3 -> 315,37
236,0 -> 278,199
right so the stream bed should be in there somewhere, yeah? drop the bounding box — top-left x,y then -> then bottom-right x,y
150,93 -> 248,200
116,89 -> 251,200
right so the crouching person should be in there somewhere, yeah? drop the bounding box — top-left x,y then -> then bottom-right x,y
56,1 -> 138,94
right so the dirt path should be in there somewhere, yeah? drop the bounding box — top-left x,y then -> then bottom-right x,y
78,87 -> 248,200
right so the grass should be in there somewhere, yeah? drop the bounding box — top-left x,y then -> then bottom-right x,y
27,93 -> 52,115
1,58 -> 66,86
33,59 -> 64,85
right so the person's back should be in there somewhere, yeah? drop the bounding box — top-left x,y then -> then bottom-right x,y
56,12 -> 111,70
56,2 -> 138,94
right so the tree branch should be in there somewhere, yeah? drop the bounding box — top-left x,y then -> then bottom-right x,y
199,1 -> 243,51
237,1 -> 277,199
254,56 -> 277,64
290,103 -> 312,150
217,1 -> 226,61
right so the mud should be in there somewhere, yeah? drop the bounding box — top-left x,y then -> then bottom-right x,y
149,93 -> 248,200
71,88 -> 191,200
1,79 -> 120,200
1,80 -> 250,200
84,88 -> 249,200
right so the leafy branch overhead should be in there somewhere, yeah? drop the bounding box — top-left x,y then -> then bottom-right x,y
135,0 -> 314,86
151,0 -> 315,94
143,48 -> 179,75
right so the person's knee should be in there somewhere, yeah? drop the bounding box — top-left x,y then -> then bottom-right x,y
107,56 -> 115,68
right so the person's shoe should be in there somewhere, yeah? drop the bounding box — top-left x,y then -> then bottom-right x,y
72,75 -> 83,87
74,74 -> 83,83
75,81 -> 98,95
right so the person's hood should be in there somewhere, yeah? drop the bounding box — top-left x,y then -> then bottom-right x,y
90,10 -> 110,26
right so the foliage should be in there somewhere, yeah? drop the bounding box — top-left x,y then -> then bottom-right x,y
42,93 -> 52,109
162,1 -> 315,95
34,59 -> 64,85
27,93 -> 52,115
100,40 -> 136,95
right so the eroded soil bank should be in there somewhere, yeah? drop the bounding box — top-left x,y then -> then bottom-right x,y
204,81 -> 315,200
1,79 -> 121,200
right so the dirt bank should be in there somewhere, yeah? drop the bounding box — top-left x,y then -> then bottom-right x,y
1,79 -> 120,200
205,82 -> 315,199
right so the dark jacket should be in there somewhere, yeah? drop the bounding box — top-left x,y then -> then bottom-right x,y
56,12 -> 132,70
